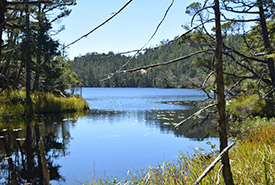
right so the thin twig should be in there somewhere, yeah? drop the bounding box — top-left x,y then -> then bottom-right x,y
178,18 -> 215,41
60,0 -> 133,50
216,164 -> 224,185
7,1 -> 53,5
202,71 -> 214,88
175,102 -> 217,129
118,0 -> 175,71
264,87 -> 275,99
193,142 -> 235,185
191,6 -> 214,27
101,18 -> 214,59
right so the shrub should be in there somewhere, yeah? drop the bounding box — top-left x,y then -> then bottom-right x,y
227,94 -> 266,119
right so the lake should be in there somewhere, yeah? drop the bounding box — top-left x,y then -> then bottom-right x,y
0,88 -> 219,185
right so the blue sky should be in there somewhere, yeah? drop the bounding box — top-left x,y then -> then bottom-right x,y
54,0 -> 200,59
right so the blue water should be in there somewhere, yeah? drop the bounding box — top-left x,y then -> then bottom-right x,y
0,88 -> 219,185
84,87 -> 207,111
53,88 -> 218,184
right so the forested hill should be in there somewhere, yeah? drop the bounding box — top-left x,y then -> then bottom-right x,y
70,40 -> 209,88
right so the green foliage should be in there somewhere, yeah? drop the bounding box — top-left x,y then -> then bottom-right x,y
227,94 -> 266,118
185,2 -> 202,15
70,41 -> 206,88
0,90 -> 89,119
0,90 -> 26,119
0,0 -> 77,95
32,92 -> 89,114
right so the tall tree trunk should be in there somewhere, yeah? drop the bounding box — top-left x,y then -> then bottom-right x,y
258,0 -> 275,116
214,0 -> 234,184
0,0 -> 6,61
33,0 -> 42,91
257,0 -> 275,87
25,0 -> 31,105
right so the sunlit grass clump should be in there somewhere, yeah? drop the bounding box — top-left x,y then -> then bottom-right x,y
230,124 -> 275,185
227,94 -> 266,118
83,118 -> 275,185
0,90 -> 89,118
33,92 -> 89,114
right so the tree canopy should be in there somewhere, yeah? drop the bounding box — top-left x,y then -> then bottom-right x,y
0,0 -> 79,96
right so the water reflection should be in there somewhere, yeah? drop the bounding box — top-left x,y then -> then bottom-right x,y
87,101 -> 216,140
0,88 -> 218,184
0,113 -> 85,184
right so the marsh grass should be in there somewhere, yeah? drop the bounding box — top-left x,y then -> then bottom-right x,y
83,118 -> 275,185
32,92 -> 89,114
230,124 -> 275,185
0,90 -> 89,118
227,94 -> 266,118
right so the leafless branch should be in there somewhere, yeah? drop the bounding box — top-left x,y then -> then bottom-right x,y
102,18 -> 215,58
174,102 -> 217,129
223,72 -> 256,79
223,44 -> 267,64
192,142 -> 235,185
118,0 -> 175,71
221,1 -> 258,14
111,49 -> 210,78
221,14 -> 259,22
228,78 -> 244,92
60,0 -> 133,50
7,1 -> 53,5
178,18 -> 215,41
264,87 -> 275,99
191,6 -> 214,27
216,164 -> 224,185
202,71 -> 214,88
223,47 -> 271,84
223,7 -> 258,14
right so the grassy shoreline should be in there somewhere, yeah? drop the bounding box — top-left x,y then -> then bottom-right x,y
0,90 -> 89,119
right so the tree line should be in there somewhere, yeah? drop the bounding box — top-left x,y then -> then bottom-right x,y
70,39 -> 213,88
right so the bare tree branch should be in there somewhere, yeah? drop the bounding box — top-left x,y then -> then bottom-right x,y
191,6 -> 214,27
174,102 -> 217,129
223,72 -> 257,79
7,1 -> 53,5
223,44 -> 267,64
192,142 -> 235,185
222,7 -> 259,14
118,0 -> 175,71
103,49 -> 210,80
264,87 -> 275,99
228,79 -> 244,93
101,18 -> 215,58
221,14 -> 259,22
202,71 -> 214,88
60,0 -> 133,50
178,18 -> 215,41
